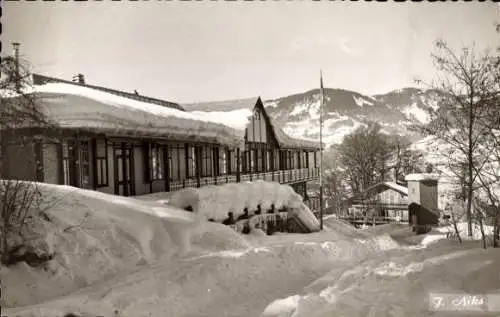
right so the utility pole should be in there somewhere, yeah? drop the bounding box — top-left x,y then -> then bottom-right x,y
319,71 -> 325,230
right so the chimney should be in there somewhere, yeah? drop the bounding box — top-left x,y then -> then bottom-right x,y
72,73 -> 85,84
12,42 -> 21,92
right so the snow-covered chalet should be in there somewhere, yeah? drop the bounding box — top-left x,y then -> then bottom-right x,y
344,174 -> 440,230
1,74 -> 321,212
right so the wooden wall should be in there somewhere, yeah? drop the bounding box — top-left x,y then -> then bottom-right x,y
1,142 -> 38,181
375,188 -> 408,205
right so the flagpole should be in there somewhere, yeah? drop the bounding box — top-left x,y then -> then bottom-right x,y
319,70 -> 324,231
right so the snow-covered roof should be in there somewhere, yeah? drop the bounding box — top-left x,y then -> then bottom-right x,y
382,182 -> 408,196
346,181 -> 408,204
268,116 -> 322,150
184,97 -> 260,112
13,81 -> 247,149
184,97 -> 321,150
32,74 -> 185,111
18,74 -> 319,150
405,173 -> 440,182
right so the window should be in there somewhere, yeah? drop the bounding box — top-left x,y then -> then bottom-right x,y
256,149 -> 263,172
241,150 -> 248,173
266,150 -> 272,171
250,150 -> 255,172
187,145 -> 196,178
274,150 -> 279,170
95,139 -> 108,187
62,142 -> 71,185
149,143 -> 164,180
254,109 -> 261,120
308,151 -> 314,169
219,148 -> 228,175
80,141 -> 90,186
238,151 -> 244,173
200,146 -> 213,177
61,140 -> 91,187
227,149 -> 236,174
279,151 -> 285,170
168,144 -> 183,181
252,110 -> 262,143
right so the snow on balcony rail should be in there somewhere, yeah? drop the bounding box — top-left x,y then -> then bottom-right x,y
229,212 -> 289,233
167,180 -> 320,232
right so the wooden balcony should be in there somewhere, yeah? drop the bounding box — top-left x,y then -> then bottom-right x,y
338,215 -> 410,226
169,167 -> 319,192
239,167 -> 320,184
350,202 -> 408,210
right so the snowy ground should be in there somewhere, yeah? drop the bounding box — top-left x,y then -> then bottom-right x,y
2,184 -> 499,317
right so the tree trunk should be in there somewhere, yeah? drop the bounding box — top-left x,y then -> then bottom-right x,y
494,211 -> 499,248
452,213 -> 463,244
466,179 -> 473,237
478,214 -> 486,249
467,93 -> 474,238
1,225 -> 11,265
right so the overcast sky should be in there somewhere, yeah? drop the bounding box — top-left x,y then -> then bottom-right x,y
4,2 -> 499,103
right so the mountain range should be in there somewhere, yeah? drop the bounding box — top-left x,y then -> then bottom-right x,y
264,87 -> 443,147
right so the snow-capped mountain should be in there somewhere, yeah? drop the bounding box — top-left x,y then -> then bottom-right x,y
264,87 -> 442,147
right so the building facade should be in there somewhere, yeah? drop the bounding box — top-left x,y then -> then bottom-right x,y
346,182 -> 410,222
343,176 -> 440,228
1,74 -> 321,211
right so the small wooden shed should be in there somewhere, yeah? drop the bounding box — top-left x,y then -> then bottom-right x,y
408,203 -> 439,234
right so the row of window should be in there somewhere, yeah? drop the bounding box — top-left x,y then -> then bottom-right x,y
241,149 -> 314,173
152,144 -> 316,180
149,144 -> 232,181
61,139 -> 108,188
59,139 -> 319,187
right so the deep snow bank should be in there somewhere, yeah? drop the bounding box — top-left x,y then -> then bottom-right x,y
0,183 -> 246,308
261,244 -> 500,317
5,224 -> 402,317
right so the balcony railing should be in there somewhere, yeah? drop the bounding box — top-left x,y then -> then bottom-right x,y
240,167 -> 319,183
338,215 -> 410,225
169,167 -> 319,191
350,202 -> 408,210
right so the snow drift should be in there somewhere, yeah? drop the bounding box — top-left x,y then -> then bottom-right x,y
6,183 -> 497,317
261,242 -> 500,317
5,213 -> 402,317
167,180 -> 320,231
0,182 -> 246,308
